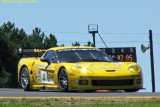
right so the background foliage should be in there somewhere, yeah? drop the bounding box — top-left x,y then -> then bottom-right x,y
0,22 -> 58,88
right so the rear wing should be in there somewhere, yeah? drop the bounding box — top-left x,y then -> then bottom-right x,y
19,48 -> 47,53
19,48 -> 47,56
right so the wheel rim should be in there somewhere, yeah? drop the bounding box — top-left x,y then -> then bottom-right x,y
59,68 -> 68,90
21,67 -> 29,89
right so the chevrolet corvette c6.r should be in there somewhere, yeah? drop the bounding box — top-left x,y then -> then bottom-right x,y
18,46 -> 143,92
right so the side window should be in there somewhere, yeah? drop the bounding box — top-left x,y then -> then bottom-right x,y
43,50 -> 56,62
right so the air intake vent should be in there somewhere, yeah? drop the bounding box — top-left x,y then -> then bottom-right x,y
92,80 -> 133,86
105,70 -> 116,72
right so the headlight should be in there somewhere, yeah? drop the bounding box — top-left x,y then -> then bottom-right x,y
82,68 -> 87,73
81,67 -> 94,74
72,64 -> 95,74
128,65 -> 140,73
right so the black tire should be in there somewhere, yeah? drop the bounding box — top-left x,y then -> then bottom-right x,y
124,89 -> 139,92
20,66 -> 30,91
84,90 -> 96,93
58,68 -> 68,92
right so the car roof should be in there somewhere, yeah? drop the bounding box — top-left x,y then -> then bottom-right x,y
48,46 -> 97,51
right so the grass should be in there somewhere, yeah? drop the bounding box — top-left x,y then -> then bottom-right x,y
0,97 -> 160,107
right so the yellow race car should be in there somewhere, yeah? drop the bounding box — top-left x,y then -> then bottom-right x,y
18,46 -> 143,92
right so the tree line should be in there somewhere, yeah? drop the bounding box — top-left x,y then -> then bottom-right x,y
0,21 -> 93,88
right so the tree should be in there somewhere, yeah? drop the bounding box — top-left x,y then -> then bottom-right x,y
28,28 -> 45,48
0,21 -> 25,87
72,41 -> 80,46
60,44 -> 65,46
84,41 -> 94,47
0,66 -> 11,87
0,21 -> 58,88
44,34 -> 58,48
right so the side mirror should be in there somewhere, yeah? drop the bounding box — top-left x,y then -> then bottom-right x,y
40,58 -> 51,65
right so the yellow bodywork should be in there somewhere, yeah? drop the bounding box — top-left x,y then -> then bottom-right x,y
18,46 -> 143,91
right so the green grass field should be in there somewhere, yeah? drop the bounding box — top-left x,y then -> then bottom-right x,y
0,97 -> 160,107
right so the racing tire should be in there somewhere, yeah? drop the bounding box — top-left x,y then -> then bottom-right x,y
84,90 -> 97,93
20,66 -> 31,91
124,89 -> 139,92
58,68 -> 68,92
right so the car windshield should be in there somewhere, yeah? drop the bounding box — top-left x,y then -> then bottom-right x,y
57,49 -> 113,63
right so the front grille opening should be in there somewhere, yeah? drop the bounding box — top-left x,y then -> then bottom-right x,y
92,79 -> 133,86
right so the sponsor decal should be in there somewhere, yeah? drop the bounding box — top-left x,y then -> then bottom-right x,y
91,67 -> 123,70
37,78 -> 41,83
90,64 -> 108,66
58,48 -> 97,52
91,64 -> 95,66
36,64 -> 53,70
47,74 -> 51,80
48,79 -> 53,83
36,71 -> 41,77
34,49 -> 43,52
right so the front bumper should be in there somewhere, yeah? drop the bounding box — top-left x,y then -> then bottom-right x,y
69,75 -> 143,90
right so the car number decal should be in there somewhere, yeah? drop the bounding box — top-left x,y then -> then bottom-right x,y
41,71 -> 47,83
36,71 -> 53,84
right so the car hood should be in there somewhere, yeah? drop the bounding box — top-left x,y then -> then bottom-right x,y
71,62 -> 141,76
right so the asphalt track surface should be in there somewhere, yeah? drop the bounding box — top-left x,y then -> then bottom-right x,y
0,88 -> 160,98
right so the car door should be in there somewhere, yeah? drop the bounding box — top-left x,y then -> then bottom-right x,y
33,50 -> 57,85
